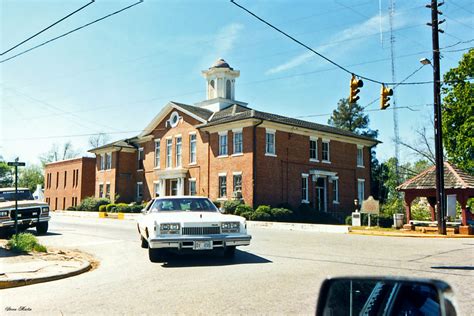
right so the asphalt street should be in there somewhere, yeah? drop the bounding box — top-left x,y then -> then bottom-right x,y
1,214 -> 473,315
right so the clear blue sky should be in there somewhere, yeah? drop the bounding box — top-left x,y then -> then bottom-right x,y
1,0 -> 472,166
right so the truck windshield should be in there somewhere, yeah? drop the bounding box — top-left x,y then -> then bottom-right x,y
0,190 -> 34,201
150,198 -> 218,212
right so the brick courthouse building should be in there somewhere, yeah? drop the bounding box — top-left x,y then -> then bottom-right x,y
86,59 -> 378,216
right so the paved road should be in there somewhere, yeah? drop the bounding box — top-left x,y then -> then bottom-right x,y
1,214 -> 473,315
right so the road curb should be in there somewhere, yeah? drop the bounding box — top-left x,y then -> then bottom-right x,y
349,230 -> 474,238
248,221 -> 351,234
0,260 -> 92,290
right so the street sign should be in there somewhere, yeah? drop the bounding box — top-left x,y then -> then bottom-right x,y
360,196 -> 380,215
7,161 -> 26,167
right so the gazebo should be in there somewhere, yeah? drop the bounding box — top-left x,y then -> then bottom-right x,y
397,162 -> 474,234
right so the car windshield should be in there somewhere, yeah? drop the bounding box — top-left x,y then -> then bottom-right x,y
150,198 -> 218,212
0,190 -> 34,201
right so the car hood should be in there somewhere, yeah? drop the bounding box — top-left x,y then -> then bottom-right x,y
0,200 -> 48,210
146,211 -> 245,223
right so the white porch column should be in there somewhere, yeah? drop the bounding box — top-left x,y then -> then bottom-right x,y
160,179 -> 166,197
178,177 -> 185,195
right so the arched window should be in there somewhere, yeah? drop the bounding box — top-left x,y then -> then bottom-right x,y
209,80 -> 216,98
226,80 -> 232,99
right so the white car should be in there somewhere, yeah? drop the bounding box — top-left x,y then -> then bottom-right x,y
137,196 -> 251,262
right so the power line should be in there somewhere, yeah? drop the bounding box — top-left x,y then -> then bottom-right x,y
443,13 -> 474,30
1,1 -> 95,56
447,0 -> 474,15
0,0 -> 144,64
442,46 -> 473,53
230,0 -> 436,86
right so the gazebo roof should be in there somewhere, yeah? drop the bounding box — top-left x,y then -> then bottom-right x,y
397,162 -> 474,191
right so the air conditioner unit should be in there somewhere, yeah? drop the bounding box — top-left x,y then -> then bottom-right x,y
232,191 -> 242,199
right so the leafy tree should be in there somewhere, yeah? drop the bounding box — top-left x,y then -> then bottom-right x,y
328,98 -> 378,138
39,141 -> 80,166
0,161 -> 14,187
18,165 -> 44,192
442,49 -> 474,174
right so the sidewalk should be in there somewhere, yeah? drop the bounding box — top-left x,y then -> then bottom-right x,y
0,246 -> 94,289
350,228 -> 474,238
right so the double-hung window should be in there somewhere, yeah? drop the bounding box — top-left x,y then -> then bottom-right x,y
310,137 -> 318,161
233,173 -> 242,194
105,153 -> 112,170
219,132 -> 228,156
189,178 -> 197,196
189,134 -> 197,164
233,130 -> 243,154
322,140 -> 330,162
99,183 -> 104,198
218,175 -> 227,198
302,174 -> 309,203
100,154 -> 105,171
333,178 -> 339,203
137,148 -> 144,170
154,139 -> 160,168
265,129 -> 276,155
136,182 -> 143,201
175,136 -> 182,167
166,138 -> 172,168
357,179 -> 365,204
357,146 -> 364,167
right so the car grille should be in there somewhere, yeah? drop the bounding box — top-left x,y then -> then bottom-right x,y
182,226 -> 220,235
10,207 -> 41,220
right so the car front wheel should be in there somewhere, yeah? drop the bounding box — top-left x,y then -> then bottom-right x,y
148,248 -> 167,263
36,222 -> 48,235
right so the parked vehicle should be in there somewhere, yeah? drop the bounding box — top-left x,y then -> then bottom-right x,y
137,196 -> 251,262
0,188 -> 50,234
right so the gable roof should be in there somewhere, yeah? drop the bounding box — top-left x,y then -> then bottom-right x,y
397,162 -> 474,191
88,138 -> 137,153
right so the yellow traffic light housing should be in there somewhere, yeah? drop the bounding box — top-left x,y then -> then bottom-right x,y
349,75 -> 363,103
380,84 -> 393,110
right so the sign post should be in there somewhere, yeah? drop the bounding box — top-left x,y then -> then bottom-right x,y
7,158 -> 26,237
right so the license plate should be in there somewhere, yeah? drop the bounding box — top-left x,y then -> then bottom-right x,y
193,241 -> 212,250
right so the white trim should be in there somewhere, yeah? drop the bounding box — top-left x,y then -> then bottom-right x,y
153,180 -> 160,184
310,136 -> 318,141
188,131 -> 197,135
154,138 -> 161,142
265,153 -> 277,157
302,173 -> 309,177
188,177 -> 196,181
322,160 -> 331,164
322,138 -> 331,142
217,155 -> 229,159
174,134 -> 182,138
309,158 -> 319,163
232,171 -> 242,175
106,181 -> 110,184
218,172 -> 227,176
232,128 -> 243,133
357,144 -> 364,149
218,130 -> 229,136
165,136 -> 172,139
231,153 -> 244,157
358,178 -> 366,182
265,128 -> 276,133
188,162 -> 197,166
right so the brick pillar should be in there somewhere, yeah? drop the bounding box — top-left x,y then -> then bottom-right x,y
427,197 -> 437,221
458,194 -> 468,226
404,193 -> 415,224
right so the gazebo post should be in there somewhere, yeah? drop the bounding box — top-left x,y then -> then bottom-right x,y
458,193 -> 468,226
427,197 -> 437,222
403,193 -> 415,230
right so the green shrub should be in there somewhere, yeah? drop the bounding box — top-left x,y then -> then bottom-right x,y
345,215 -> 352,225
270,208 -> 293,222
212,200 -> 222,209
223,200 -> 243,214
235,204 -> 253,216
66,206 -> 76,211
98,205 -> 107,212
240,211 -> 253,220
7,233 -> 47,253
77,197 -> 110,212
106,203 -> 116,212
377,215 -> 393,228
130,204 -> 145,213
115,203 -> 131,213
411,203 -> 431,221
255,205 -> 271,214
250,210 -> 272,221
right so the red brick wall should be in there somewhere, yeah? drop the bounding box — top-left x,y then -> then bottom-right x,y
44,157 -> 96,210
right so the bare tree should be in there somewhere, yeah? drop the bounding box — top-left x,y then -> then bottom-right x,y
396,116 -> 438,165
40,141 -> 80,166
88,133 -> 110,149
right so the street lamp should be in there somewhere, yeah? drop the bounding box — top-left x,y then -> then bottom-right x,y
419,58 -> 432,66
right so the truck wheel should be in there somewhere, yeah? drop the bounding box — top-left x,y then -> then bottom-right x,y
141,236 -> 149,249
148,248 -> 167,263
36,222 -> 49,235
224,246 -> 236,258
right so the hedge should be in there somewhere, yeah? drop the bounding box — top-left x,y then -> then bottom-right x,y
106,203 -> 116,212
223,200 -> 243,214
76,197 -> 110,212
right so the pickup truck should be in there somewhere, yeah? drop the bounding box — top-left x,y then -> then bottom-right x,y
0,187 -> 50,234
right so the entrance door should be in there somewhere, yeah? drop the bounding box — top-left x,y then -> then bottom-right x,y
170,180 -> 178,196
315,177 -> 326,212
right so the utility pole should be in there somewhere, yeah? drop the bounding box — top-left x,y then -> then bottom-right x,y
428,0 -> 446,235
7,158 -> 26,236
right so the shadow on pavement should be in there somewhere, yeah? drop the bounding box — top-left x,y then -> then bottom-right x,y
431,266 -> 474,270
161,249 -> 272,268
0,247 -> 31,258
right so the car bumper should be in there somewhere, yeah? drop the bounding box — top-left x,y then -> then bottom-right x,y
0,216 -> 50,228
148,234 -> 252,249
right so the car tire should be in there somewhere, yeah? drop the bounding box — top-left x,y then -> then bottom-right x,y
148,248 -> 167,263
141,236 -> 149,248
224,246 -> 236,258
36,222 -> 48,235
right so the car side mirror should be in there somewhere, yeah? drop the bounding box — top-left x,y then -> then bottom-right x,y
316,277 -> 457,316
219,207 -> 225,214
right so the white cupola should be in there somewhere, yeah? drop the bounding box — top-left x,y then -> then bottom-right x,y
196,58 -> 247,112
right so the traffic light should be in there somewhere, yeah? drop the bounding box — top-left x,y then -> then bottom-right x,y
349,74 -> 363,103
380,84 -> 393,110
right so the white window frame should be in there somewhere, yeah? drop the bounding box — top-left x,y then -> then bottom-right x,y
189,133 -> 197,164
357,179 -> 365,204
100,154 -> 105,171
153,181 -> 161,198
322,139 -> 330,163
189,178 -> 197,196
218,131 -> 228,157
265,128 -> 276,157
232,128 -> 243,155
301,174 -> 309,203
218,173 -> 227,199
154,139 -> 161,169
105,153 -> 112,170
99,183 -> 104,198
137,147 -> 144,170
357,145 -> 364,168
310,137 -> 318,162
136,182 -> 143,201
166,138 -> 172,168
233,172 -> 242,194
175,136 -> 182,167
333,177 -> 339,204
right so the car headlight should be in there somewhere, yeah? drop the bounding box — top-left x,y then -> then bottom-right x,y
41,207 -> 49,215
221,222 -> 240,233
0,210 -> 9,218
160,223 -> 180,234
